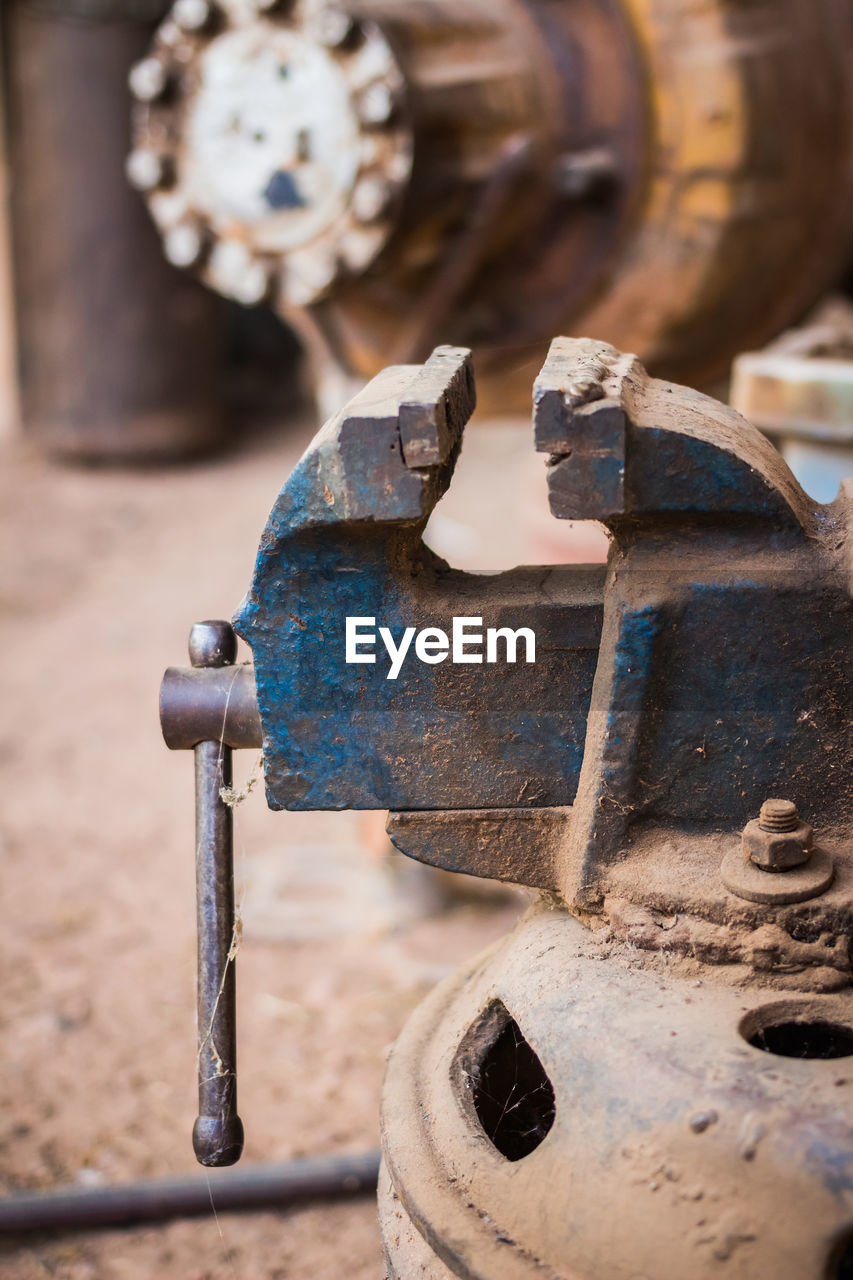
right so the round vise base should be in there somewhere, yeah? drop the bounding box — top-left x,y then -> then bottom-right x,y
380,904 -> 853,1280
379,1161 -> 459,1280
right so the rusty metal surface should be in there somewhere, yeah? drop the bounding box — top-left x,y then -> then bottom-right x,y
374,345 -> 853,1276
161,336 -> 852,1265
0,1150 -> 380,1234
133,0 -> 853,404
234,346 -> 604,811
5,1 -> 226,461
381,906 -> 853,1280
232,338 -> 849,853
533,341 -> 850,902
385,808 -> 568,891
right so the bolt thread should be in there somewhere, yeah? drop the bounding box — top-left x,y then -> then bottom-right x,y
758,799 -> 799,833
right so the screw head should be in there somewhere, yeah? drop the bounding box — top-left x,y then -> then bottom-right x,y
173,0 -> 212,31
128,57 -> 169,103
233,260 -> 271,307
358,82 -> 393,126
125,149 -> 166,192
164,224 -> 204,268
189,621 -> 237,668
314,7 -> 354,47
351,176 -> 390,223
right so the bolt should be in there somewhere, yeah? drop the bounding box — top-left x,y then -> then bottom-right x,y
283,250 -> 337,305
351,176 -> 390,223
164,224 -> 204,268
314,7 -> 354,47
358,82 -> 393,126
128,57 -> 169,104
125,149 -> 167,192
173,0 -> 212,31
338,229 -> 376,272
758,798 -> 799,832
742,798 -> 813,872
209,238 -> 269,304
233,260 -> 271,307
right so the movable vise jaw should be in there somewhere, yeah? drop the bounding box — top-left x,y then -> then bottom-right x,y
160,339 -> 852,1165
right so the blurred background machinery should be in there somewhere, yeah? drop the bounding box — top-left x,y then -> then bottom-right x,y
2,0 -> 236,461
732,298 -> 853,504
128,0 -> 853,413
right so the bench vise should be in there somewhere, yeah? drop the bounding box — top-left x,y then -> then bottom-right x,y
161,339 -> 853,1278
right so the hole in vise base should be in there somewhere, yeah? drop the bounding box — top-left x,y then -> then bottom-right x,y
749,1021 -> 853,1060
829,1233 -> 853,1280
470,1013 -> 555,1161
741,1005 -> 853,1060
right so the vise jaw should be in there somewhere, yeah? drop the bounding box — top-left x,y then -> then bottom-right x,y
232,343 -> 601,837
230,337 -> 850,908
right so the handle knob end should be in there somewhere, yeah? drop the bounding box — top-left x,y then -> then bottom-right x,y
192,1113 -> 245,1167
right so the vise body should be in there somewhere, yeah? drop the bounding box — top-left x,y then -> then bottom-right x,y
161,339 -> 853,1279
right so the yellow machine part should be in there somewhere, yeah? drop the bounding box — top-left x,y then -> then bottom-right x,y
132,0 -> 853,405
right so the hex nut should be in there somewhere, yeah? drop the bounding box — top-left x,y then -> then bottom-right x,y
742,817 -> 813,871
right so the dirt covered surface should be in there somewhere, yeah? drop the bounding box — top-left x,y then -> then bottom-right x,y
0,412 -> 604,1279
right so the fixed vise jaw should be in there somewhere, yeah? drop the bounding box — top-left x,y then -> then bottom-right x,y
532,339 -> 851,907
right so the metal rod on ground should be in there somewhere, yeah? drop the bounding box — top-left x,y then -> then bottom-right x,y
0,1150 -> 381,1235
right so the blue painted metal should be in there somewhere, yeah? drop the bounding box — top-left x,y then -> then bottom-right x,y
234,348 -> 604,812
232,337 -> 851,895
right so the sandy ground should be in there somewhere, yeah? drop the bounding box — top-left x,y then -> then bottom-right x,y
0,410 -> 606,1279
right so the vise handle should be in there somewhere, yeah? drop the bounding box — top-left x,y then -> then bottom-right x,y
161,621 -> 254,1166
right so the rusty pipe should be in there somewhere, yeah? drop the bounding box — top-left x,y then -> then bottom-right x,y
0,1150 -> 381,1235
